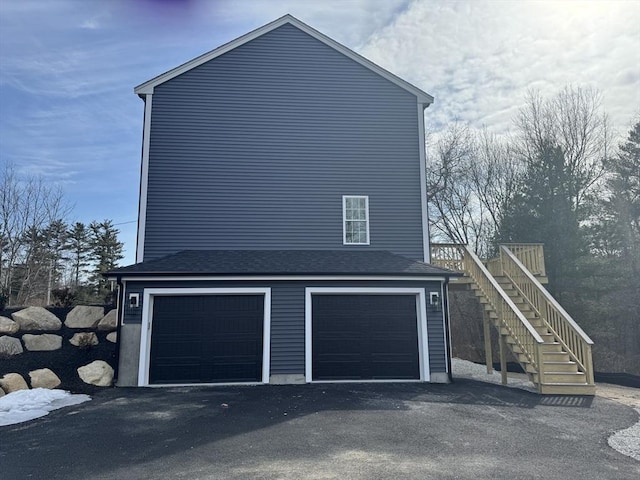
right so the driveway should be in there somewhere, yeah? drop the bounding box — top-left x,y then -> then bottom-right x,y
1,380 -> 638,480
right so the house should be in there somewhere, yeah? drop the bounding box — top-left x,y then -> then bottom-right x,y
107,15 -> 460,387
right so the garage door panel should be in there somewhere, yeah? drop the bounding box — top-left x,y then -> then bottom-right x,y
312,294 -> 420,381
149,294 -> 264,384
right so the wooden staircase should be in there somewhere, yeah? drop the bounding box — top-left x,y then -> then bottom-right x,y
432,243 -> 595,395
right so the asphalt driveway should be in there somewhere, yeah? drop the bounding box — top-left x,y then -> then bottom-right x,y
1,380 -> 638,480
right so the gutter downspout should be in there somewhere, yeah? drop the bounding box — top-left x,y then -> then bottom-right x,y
443,277 -> 453,383
112,276 -> 125,385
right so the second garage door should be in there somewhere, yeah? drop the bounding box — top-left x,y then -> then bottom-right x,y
149,294 -> 264,384
311,294 -> 420,381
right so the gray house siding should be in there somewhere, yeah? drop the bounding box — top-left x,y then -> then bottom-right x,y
121,279 -> 446,380
143,23 -> 424,262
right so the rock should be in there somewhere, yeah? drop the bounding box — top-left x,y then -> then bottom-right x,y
65,306 -> 104,328
97,309 -> 117,331
29,368 -> 61,389
0,387 -> 4,397
69,332 -> 99,347
0,335 -> 23,356
0,373 -> 29,393
11,307 -> 61,331
77,361 -> 113,387
0,316 -> 19,334
22,333 -> 62,351
106,332 -> 117,343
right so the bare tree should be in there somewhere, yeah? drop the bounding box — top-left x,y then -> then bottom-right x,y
426,124 -> 518,257
0,163 -> 69,305
516,86 -> 610,211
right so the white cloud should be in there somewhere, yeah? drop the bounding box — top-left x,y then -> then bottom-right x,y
360,0 -> 640,136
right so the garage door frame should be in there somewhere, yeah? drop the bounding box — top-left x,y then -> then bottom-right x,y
138,287 -> 271,386
305,287 -> 429,383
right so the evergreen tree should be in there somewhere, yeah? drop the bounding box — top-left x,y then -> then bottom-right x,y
67,222 -> 92,288
89,220 -> 124,296
497,142 -> 584,297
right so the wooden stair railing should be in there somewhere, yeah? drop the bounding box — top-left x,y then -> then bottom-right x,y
431,242 -> 595,395
498,245 -> 595,386
431,243 -> 547,389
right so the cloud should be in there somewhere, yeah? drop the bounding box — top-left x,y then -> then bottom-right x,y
359,0 -> 640,136
1,0 -> 638,266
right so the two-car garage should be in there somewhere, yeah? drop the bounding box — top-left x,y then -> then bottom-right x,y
138,287 -> 430,386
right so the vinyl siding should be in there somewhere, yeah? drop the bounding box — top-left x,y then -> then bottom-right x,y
143,23 -> 424,261
122,280 -> 446,376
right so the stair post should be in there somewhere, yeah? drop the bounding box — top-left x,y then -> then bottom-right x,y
483,311 -> 493,374
499,335 -> 508,385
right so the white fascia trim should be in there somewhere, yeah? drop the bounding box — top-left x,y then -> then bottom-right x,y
304,287 -> 430,383
418,104 -> 430,263
135,94 -> 152,263
137,287 -> 271,386
342,195 -> 370,245
114,275 -> 448,282
133,15 -> 434,104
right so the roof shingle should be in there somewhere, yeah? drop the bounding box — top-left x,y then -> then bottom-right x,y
107,250 -> 459,277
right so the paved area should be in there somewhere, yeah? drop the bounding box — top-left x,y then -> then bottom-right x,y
1,380 -> 639,480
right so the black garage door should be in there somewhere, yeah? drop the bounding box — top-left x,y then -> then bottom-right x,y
149,295 -> 264,384
312,294 -> 420,380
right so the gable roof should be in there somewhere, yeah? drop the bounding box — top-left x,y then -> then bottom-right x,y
107,250 -> 458,278
134,14 -> 434,105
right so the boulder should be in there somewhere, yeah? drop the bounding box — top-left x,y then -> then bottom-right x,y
11,307 -> 61,331
69,332 -> 99,347
0,387 -> 4,397
77,361 -> 113,387
0,373 -> 29,393
0,335 -> 23,356
97,309 -> 117,331
22,333 -> 62,351
106,332 -> 117,343
65,306 -> 104,328
0,316 -> 19,334
29,368 -> 61,389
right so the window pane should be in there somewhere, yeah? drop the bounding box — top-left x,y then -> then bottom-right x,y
344,197 -> 368,244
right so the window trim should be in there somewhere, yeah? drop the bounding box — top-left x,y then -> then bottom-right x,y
342,195 -> 370,245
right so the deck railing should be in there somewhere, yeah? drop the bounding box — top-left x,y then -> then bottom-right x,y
499,246 -> 594,384
432,243 -> 546,385
430,243 -> 466,272
500,243 -> 546,276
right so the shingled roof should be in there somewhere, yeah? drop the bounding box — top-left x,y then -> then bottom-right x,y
107,250 -> 459,278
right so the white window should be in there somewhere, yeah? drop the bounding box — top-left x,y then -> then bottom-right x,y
343,195 -> 370,245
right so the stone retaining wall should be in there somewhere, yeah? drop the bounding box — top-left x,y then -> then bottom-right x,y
0,306 -> 117,395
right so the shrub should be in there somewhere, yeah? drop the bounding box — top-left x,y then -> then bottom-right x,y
51,287 -> 78,307
0,287 -> 8,310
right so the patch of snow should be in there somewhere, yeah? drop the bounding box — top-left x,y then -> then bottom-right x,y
452,357 -> 537,393
608,408 -> 640,462
0,388 -> 90,426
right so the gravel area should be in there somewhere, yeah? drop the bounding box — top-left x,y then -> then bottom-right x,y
453,357 -> 640,462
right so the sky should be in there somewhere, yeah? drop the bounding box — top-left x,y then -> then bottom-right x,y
1,0 -> 639,266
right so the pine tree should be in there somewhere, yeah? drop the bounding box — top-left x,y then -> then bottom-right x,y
67,222 -> 91,288
497,142 -> 584,297
89,220 -> 124,296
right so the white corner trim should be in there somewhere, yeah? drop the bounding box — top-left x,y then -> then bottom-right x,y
135,94 -> 152,263
137,287 -> 271,386
133,15 -> 434,104
418,104 -> 430,263
304,287 -> 430,383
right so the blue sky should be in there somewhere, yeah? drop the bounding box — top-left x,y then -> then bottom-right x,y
1,0 -> 639,266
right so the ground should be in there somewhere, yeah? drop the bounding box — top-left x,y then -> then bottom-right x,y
1,371 -> 638,479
